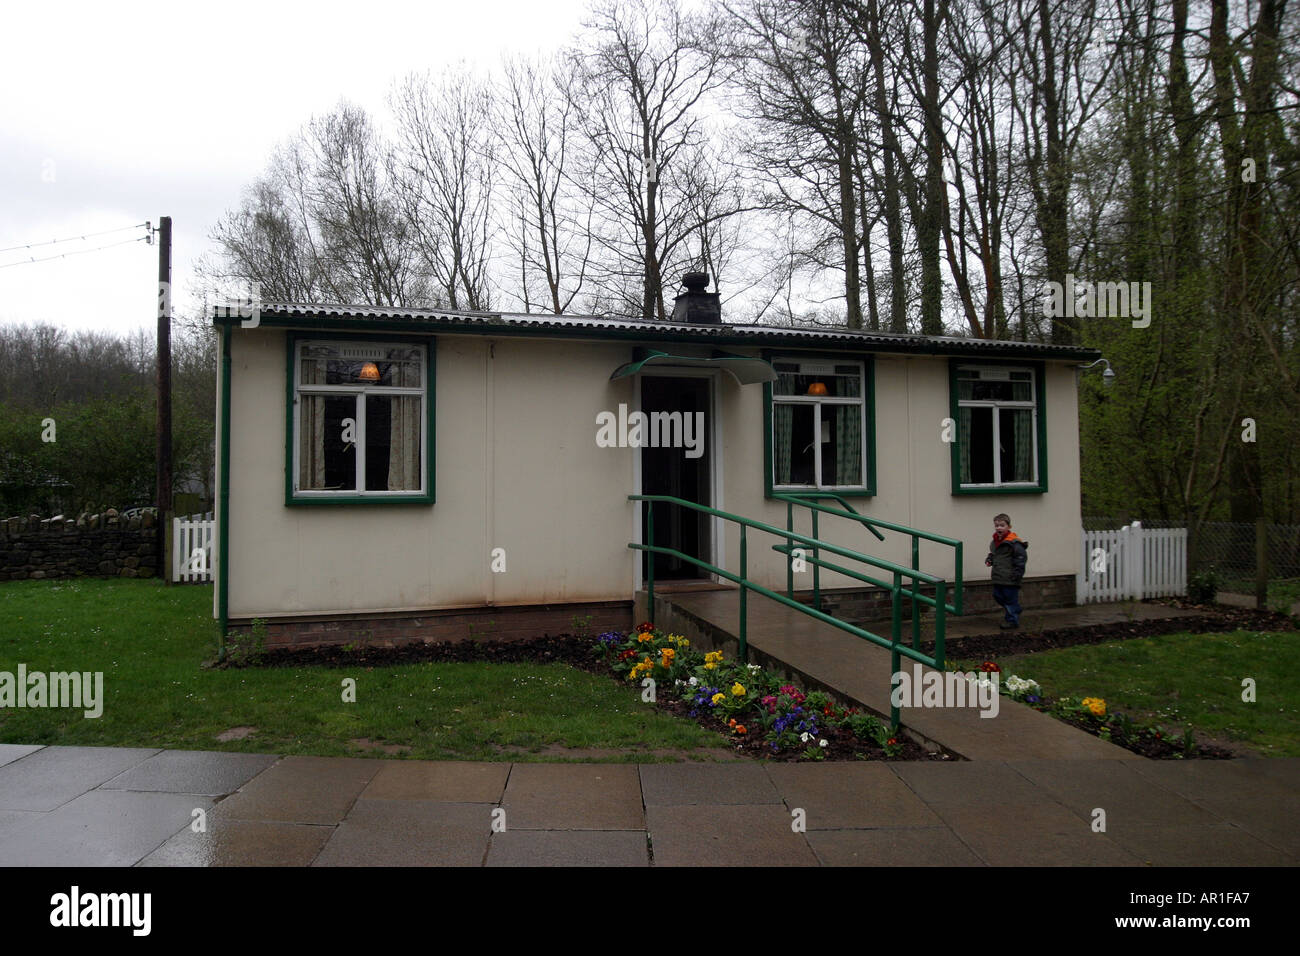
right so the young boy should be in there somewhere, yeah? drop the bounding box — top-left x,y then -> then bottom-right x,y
984,513 -> 1028,629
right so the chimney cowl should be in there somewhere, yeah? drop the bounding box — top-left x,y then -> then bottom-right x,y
670,272 -> 721,324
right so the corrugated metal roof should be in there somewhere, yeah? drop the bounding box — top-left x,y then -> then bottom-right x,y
213,301 -> 1101,360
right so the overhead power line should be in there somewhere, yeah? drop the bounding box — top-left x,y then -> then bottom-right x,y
0,235 -> 149,270
0,221 -> 149,255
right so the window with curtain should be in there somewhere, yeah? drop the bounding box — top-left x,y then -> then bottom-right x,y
292,339 -> 427,499
770,359 -> 867,489
955,366 -> 1038,487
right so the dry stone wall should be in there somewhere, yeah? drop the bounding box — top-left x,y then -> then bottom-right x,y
0,510 -> 159,581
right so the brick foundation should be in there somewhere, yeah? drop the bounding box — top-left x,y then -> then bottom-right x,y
228,599 -> 633,648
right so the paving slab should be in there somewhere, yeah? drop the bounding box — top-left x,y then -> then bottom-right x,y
0,790 -> 211,866
807,827 -> 985,866
0,744 -> 44,769
313,799 -> 490,866
890,760 -> 1056,810
486,829 -> 649,867
214,755 -> 379,825
1097,823 -> 1296,867
934,803 -> 1142,866
1007,759 -> 1220,828
1126,760 -> 1300,858
101,750 -> 278,795
137,817 -> 335,866
763,763 -> 943,829
639,763 -> 781,806
646,804 -> 819,866
0,746 -> 158,811
501,764 -> 643,830
359,760 -> 510,803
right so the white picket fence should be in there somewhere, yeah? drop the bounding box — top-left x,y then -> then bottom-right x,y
172,513 -> 214,583
1077,521 -> 1187,603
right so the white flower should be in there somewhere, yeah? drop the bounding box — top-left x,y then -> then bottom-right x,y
800,732 -> 812,743
819,739 -> 828,748
746,664 -> 761,673
688,677 -> 699,686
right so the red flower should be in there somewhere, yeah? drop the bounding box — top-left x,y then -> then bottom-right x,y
636,621 -> 656,633
619,649 -> 636,660
979,661 -> 1001,673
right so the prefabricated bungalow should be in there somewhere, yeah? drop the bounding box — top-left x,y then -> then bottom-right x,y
211,276 -> 1101,646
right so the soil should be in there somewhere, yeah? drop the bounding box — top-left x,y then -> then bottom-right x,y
924,598 -> 1295,660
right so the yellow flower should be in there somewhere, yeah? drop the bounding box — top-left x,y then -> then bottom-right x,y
1081,697 -> 1107,716
731,682 -> 745,697
704,663 -> 716,670
711,693 -> 725,705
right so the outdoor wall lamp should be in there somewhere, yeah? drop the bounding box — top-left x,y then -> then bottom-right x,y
358,362 -> 381,383
1079,358 -> 1115,386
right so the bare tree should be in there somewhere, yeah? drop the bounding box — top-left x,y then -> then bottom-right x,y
494,55 -> 595,313
568,0 -> 733,319
390,69 -> 497,311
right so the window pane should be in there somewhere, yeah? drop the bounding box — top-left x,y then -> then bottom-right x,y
298,394 -> 357,490
364,395 -> 422,491
961,406 -> 994,483
825,405 -> 862,485
1000,408 -> 1034,482
773,362 -> 861,397
774,403 -> 815,485
300,343 -> 423,387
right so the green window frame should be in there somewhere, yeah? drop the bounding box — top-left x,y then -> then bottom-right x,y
948,359 -> 1048,495
763,354 -> 876,497
285,332 -> 436,506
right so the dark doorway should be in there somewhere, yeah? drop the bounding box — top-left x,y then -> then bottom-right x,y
640,376 -> 711,580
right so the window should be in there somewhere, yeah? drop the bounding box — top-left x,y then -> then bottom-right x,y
950,363 -> 1046,493
287,337 -> 434,504
767,358 -> 871,492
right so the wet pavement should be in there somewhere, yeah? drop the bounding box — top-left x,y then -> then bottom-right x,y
0,744 -> 1295,866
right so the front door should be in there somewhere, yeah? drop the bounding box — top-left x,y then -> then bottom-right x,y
640,375 -> 712,580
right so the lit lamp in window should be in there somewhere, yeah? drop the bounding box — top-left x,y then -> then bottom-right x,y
806,381 -> 828,396
358,362 -> 381,383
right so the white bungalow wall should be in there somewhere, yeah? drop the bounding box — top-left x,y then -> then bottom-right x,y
223,328 -> 1082,619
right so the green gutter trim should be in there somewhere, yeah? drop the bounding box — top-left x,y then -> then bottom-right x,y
217,323 -> 232,654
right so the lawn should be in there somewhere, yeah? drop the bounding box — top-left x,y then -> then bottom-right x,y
956,629 -> 1300,757
0,578 -> 724,761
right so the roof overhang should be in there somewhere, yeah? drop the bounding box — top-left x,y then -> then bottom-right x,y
609,349 -> 777,385
213,303 -> 1102,362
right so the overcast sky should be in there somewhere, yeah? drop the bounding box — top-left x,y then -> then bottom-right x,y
0,0 -> 592,337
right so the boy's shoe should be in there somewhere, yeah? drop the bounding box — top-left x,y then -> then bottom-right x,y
999,621 -> 1018,630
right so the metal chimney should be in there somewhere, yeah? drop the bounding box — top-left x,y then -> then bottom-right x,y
669,272 -> 721,324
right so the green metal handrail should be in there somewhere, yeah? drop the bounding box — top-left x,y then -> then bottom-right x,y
629,494 -> 955,728
773,494 -> 964,640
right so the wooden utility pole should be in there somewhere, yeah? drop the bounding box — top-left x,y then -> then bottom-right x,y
156,216 -> 173,584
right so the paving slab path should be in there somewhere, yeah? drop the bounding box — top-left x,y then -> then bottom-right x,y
0,745 -> 1294,867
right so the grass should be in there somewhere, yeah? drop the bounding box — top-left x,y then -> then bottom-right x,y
955,629 -> 1300,757
0,578 -> 724,761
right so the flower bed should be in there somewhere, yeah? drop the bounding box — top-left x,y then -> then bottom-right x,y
596,623 -> 951,761
994,667 -> 1234,759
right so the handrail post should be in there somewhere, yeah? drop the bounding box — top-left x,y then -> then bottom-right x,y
786,500 -> 794,598
890,570 -> 902,731
954,541 -> 963,614
812,508 -> 820,613
911,535 -> 921,649
934,579 -> 947,669
739,525 -> 748,663
646,502 -> 655,625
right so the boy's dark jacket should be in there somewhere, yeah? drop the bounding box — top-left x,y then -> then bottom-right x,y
985,531 -> 1028,586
